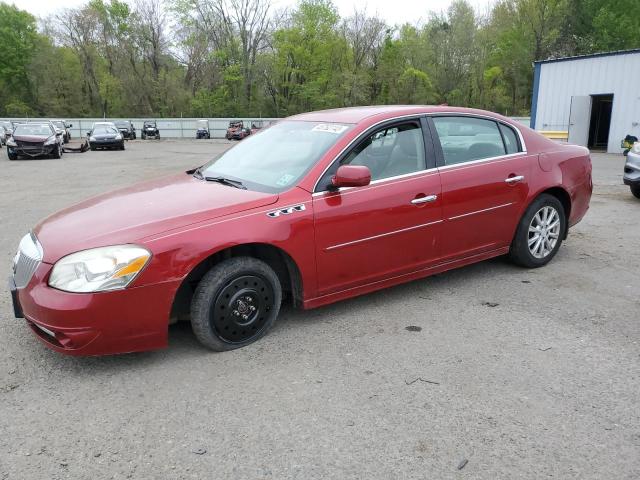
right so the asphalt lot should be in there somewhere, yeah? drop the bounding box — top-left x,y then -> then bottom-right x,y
1,140 -> 639,479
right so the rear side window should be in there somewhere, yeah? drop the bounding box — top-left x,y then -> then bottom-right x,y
432,116 -> 506,165
499,124 -> 520,154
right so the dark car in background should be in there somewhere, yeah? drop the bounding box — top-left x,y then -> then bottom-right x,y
89,125 -> 125,151
51,120 -> 72,143
196,119 -> 210,139
141,120 -> 160,140
7,123 -> 64,160
115,120 -> 136,140
225,120 -> 250,140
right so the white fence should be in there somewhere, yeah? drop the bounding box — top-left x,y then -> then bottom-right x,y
4,118 -> 279,139
4,116 -> 531,139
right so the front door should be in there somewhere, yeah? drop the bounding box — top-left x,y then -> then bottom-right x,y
313,120 -> 442,296
430,115 -> 532,261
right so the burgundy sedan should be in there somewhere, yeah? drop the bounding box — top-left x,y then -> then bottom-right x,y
9,106 -> 592,356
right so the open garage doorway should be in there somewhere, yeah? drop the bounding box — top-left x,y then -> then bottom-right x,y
588,94 -> 613,150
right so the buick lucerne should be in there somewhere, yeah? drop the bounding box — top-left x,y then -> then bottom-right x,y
9,106 -> 592,355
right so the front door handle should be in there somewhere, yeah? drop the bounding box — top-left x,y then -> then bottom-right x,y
411,194 -> 438,205
505,175 -> 525,184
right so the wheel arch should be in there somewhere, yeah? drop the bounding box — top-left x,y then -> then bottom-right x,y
523,186 -> 572,240
170,242 -> 303,323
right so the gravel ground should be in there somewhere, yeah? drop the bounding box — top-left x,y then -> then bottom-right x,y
0,141 -> 638,479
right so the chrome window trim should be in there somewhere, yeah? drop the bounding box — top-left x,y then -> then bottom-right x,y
311,111 -> 528,193
436,151 -> 528,172
311,167 -> 439,197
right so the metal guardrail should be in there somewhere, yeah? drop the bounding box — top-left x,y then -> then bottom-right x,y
3,117 -> 279,140
3,116 -> 532,139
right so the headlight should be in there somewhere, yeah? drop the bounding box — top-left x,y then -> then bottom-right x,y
7,138 -> 16,147
44,136 -> 56,145
632,142 -> 640,154
115,134 -> 122,140
49,245 -> 151,293
89,136 -> 96,141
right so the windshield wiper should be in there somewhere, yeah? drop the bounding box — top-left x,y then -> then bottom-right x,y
204,176 -> 247,189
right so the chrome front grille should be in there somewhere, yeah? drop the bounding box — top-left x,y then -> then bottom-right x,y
12,233 -> 43,289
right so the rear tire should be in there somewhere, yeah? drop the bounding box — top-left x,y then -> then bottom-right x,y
509,193 -> 566,268
190,257 -> 282,352
631,185 -> 640,199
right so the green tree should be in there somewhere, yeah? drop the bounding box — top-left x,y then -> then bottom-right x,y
0,3 -> 38,115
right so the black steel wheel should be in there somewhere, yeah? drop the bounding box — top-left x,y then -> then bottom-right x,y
190,257 -> 282,351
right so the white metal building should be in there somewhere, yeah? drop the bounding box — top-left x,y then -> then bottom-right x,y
530,49 -> 640,153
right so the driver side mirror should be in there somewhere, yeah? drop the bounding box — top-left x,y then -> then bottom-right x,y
331,165 -> 371,189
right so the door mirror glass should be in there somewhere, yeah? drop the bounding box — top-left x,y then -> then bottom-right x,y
331,165 -> 371,188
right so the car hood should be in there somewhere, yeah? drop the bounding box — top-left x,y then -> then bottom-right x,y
13,135 -> 49,142
34,174 -> 279,263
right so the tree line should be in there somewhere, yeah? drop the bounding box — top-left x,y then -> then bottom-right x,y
0,0 -> 638,119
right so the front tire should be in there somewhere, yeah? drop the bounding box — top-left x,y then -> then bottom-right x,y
190,257 -> 282,352
52,144 -> 62,159
8,151 -> 18,160
631,185 -> 640,199
509,194 -> 566,268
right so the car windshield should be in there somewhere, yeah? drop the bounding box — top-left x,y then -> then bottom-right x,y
198,121 -> 352,193
197,121 -> 208,127
52,121 -> 65,128
94,127 -> 118,135
1,121 -> 12,129
144,122 -> 155,127
14,124 -> 52,136
115,122 -> 129,128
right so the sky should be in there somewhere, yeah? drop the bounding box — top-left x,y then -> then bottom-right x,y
15,0 -> 496,25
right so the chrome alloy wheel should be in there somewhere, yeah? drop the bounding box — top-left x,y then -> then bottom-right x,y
528,206 -> 561,259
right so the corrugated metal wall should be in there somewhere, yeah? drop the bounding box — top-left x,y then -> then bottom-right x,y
533,51 -> 640,153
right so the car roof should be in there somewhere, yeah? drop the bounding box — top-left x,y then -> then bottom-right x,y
287,105 -> 513,124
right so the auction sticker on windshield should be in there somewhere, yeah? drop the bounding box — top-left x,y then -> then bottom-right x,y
311,124 -> 349,134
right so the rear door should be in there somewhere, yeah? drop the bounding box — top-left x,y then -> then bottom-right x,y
312,118 -> 442,296
430,115 -> 533,261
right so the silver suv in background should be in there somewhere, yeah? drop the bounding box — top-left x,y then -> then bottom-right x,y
624,142 -> 640,199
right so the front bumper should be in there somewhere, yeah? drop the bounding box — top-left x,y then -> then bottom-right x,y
623,151 -> 640,186
9,144 -> 57,157
90,139 -> 124,148
13,263 -> 180,356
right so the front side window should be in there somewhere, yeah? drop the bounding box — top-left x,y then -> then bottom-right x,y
199,121 -> 353,193
433,116 -> 507,165
339,122 -> 425,182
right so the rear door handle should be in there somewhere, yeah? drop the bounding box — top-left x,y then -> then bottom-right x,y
505,175 -> 524,184
411,195 -> 438,205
